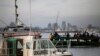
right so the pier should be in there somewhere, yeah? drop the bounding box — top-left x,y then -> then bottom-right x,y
52,36 -> 100,47
50,31 -> 100,47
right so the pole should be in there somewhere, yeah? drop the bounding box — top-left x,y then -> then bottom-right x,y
29,0 -> 32,36
15,0 -> 18,30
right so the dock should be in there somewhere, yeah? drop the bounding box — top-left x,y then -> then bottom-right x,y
51,35 -> 100,47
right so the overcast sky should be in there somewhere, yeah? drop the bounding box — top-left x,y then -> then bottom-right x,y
0,0 -> 100,28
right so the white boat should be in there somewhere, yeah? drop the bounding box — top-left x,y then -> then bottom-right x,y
0,32 -> 72,56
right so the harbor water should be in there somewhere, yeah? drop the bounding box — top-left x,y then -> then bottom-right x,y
42,33 -> 100,56
70,47 -> 100,56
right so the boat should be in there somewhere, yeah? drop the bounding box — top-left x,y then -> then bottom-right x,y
0,32 -> 72,56
0,0 -> 72,56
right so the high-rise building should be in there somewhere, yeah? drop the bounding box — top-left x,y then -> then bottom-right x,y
48,23 -> 52,30
61,21 -> 66,30
52,23 -> 59,31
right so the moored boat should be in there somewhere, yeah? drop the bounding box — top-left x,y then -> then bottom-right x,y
0,32 -> 72,56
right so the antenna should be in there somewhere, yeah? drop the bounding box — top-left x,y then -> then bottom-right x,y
29,0 -> 33,50
29,0 -> 32,36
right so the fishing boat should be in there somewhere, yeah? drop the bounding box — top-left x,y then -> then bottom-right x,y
0,31 -> 72,56
0,0 -> 72,56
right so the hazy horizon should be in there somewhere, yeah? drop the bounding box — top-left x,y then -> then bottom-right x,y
0,0 -> 100,28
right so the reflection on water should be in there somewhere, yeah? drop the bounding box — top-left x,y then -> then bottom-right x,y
42,33 -> 100,56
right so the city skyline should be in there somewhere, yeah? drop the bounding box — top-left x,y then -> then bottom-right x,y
0,0 -> 100,27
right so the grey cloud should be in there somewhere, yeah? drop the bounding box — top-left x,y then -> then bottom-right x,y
0,0 -> 100,27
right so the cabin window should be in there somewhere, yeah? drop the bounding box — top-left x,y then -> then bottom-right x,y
40,40 -> 55,49
33,39 -> 56,55
48,41 -> 54,48
17,41 -> 23,49
33,41 -> 36,49
41,40 -> 48,49
26,42 -> 31,49
33,41 -> 41,50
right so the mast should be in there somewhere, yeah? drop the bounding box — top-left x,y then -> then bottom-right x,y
15,0 -> 25,30
15,0 -> 18,29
